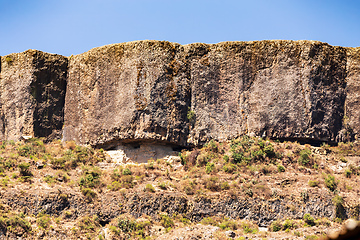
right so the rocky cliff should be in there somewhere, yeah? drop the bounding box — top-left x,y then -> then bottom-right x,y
1,40 -> 359,147
0,50 -> 67,141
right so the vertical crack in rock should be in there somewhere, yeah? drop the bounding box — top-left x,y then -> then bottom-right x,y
0,40 -> 359,147
31,51 -> 68,140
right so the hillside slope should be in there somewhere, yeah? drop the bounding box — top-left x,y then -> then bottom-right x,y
0,137 -> 359,239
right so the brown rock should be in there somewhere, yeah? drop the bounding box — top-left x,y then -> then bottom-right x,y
63,40 -> 353,147
63,41 -> 190,147
0,50 -> 67,141
1,40 -> 360,147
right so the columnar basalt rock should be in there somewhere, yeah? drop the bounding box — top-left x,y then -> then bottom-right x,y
63,41 -> 191,147
0,50 -> 67,141
344,48 -> 360,141
186,41 -> 348,145
0,40 -> 359,147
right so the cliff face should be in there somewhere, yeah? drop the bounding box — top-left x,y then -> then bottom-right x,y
64,42 -> 190,147
0,51 -> 67,141
0,40 -> 359,147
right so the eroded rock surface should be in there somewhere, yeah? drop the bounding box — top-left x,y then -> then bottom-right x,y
1,40 -> 360,147
0,50 -> 67,141
0,190 -> 340,227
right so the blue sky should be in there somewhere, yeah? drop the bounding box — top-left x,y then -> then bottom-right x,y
1,0 -> 359,56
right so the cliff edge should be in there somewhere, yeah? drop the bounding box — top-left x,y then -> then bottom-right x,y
1,40 -> 360,148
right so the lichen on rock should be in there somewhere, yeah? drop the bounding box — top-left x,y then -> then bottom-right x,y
1,40 -> 360,148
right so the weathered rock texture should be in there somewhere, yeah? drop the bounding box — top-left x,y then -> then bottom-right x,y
1,40 -> 360,147
0,190 -> 350,227
0,50 -> 67,141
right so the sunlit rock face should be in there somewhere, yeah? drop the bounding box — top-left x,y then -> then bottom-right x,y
1,40 -> 359,149
0,50 -> 67,141
63,40 -> 354,148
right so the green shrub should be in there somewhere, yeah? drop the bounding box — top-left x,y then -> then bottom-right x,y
205,162 -> 215,174
107,181 -> 122,191
81,188 -> 97,201
18,162 -> 32,176
263,144 -> 277,159
205,139 -> 218,152
242,222 -> 258,234
1,213 -> 31,235
5,56 -> 13,63
74,146 -> 94,164
230,136 -> 279,165
78,215 -> 100,232
204,176 -> 219,191
251,149 -> 265,161
197,152 -> 211,166
315,218 -> 331,227
220,181 -> 230,190
79,167 -> 101,188
44,175 -> 56,184
18,145 -> 34,157
114,216 -> 151,239
282,219 -> 297,230
122,168 -> 132,175
200,217 -> 217,226
145,160 -> 155,169
324,174 -> 337,191
223,163 -> 237,173
158,182 -> 167,190
305,235 -> 320,240
303,213 -> 315,226
308,180 -> 319,187
121,175 -> 135,189
298,149 -> 311,166
51,146 -> 96,169
333,195 -> 344,205
187,108 -> 195,121
37,212 -> 51,229
179,153 -> 187,166
219,219 -> 238,230
345,169 -> 352,178
145,184 -> 155,193
160,214 -> 174,228
50,145 -> 98,169
231,152 -> 247,164
270,220 -> 282,232
277,165 -> 285,172
1,176 -> 10,186
332,195 -> 346,219
117,218 -> 136,234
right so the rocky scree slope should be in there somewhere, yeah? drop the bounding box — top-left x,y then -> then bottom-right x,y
1,40 -> 360,148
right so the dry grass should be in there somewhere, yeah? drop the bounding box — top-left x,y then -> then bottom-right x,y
0,137 -> 359,239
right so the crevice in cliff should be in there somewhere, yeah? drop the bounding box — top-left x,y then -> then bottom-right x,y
30,52 -> 68,142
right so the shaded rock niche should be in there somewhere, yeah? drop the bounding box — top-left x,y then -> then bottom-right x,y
1,40 -> 360,149
104,141 -> 181,164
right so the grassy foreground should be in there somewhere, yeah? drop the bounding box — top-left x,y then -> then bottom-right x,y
0,137 -> 359,239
